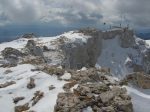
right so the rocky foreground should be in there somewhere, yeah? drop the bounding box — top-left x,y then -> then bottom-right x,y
0,28 -> 150,112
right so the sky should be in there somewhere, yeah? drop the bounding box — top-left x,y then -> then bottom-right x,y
0,0 -> 150,41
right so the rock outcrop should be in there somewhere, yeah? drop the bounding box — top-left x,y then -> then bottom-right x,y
60,28 -> 137,70
55,87 -> 132,112
15,103 -> 30,112
25,40 -> 44,57
1,47 -> 24,65
61,28 -> 102,69
27,78 -> 36,89
0,81 -> 16,88
103,28 -> 135,48
2,47 -> 23,58
55,67 -> 133,112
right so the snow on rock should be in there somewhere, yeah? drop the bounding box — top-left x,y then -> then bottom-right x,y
96,37 -> 141,78
60,72 -> 71,80
0,64 -> 66,112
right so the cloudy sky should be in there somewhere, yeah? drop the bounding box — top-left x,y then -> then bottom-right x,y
0,0 -> 150,41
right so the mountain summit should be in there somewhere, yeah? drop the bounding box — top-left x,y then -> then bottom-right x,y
0,27 -> 150,112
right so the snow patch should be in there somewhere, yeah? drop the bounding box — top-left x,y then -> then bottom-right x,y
60,72 -> 71,80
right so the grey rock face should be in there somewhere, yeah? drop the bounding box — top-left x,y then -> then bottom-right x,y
143,48 -> 150,74
119,28 -> 135,48
103,28 -> 135,48
60,28 -> 136,69
25,40 -> 44,57
61,28 -> 102,69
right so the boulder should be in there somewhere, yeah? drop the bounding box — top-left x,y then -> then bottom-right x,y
42,65 -> 65,76
15,103 -> 30,112
49,85 -> 56,90
99,91 -> 115,103
27,78 -> 35,89
1,47 -> 24,65
25,40 -> 44,57
113,100 -> 133,112
31,91 -> 44,106
2,47 -> 23,59
54,93 -> 81,112
13,97 -> 25,104
0,81 -> 16,88
43,46 -> 49,51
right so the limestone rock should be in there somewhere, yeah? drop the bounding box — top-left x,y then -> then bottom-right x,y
54,72 -> 133,112
13,97 -> 25,104
25,40 -> 44,57
27,78 -> 35,89
15,103 -> 30,112
49,85 -> 56,90
99,91 -> 115,103
1,47 -> 23,59
42,65 -> 65,76
61,28 -> 102,69
1,47 -> 24,65
21,56 -> 45,65
0,81 -> 16,88
31,91 -> 44,106
113,100 -> 133,112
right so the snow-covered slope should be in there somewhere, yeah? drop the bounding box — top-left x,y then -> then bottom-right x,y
0,31 -> 92,112
0,64 -> 66,112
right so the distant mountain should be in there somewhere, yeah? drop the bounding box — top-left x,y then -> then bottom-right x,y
136,32 -> 150,40
135,28 -> 150,40
0,25 -> 77,43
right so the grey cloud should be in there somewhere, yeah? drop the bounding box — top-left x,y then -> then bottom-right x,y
0,0 -> 43,24
115,0 -> 150,27
0,0 -> 150,27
